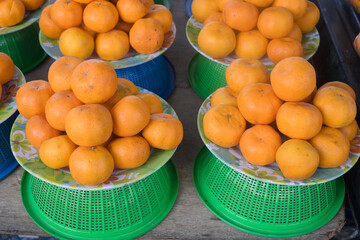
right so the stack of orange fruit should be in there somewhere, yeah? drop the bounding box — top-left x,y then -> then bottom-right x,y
39,0 -> 173,60
192,0 -> 320,63
203,56 -> 358,181
15,57 -> 183,186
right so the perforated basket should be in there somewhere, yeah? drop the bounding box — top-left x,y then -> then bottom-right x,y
188,53 -> 227,99
21,160 -> 178,240
193,147 -> 345,237
115,55 -> 176,99
0,22 -> 46,73
185,0 -> 192,18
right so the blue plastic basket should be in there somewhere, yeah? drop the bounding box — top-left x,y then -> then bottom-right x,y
185,0 -> 192,18
0,111 -> 19,181
115,55 -> 176,99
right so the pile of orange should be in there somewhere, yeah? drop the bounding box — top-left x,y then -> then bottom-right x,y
0,0 -> 45,27
39,0 -> 173,61
16,57 -> 183,186
193,0 -> 320,63
203,56 -> 358,181
0,52 -> 15,100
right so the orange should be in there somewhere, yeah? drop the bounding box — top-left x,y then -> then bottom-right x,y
39,135 -> 77,169
80,23 -> 97,38
115,19 -> 133,33
50,0 -> 82,29
234,29 -> 268,59
272,0 -> 307,19
117,78 -> 139,95
117,0 -> 154,23
286,23 -> 302,42
222,1 -> 259,31
69,146 -> 114,185
72,0 -> 94,3
48,56 -> 83,92
339,120 -> 358,141
70,59 -> 117,103
310,126 -> 350,168
20,0 -> 44,10
295,1 -> 320,33
210,87 -> 238,108
237,83 -> 282,125
59,27 -> 94,59
276,101 -> 323,139
318,81 -> 356,100
203,12 -> 223,26
257,6 -> 294,39
142,113 -> 183,150
0,84 -> 2,99
312,86 -> 357,128
198,21 -> 236,59
137,93 -> 163,114
270,57 -> 316,101
83,0 -> 119,33
203,104 -> 246,148
216,0 -> 243,11
103,81 -> 132,110
108,136 -> 150,169
0,52 -> 15,85
111,95 -> 150,137
225,58 -> 270,94
267,37 -> 303,64
355,33 -> 360,57
129,18 -> 164,54
45,90 -> 83,131
16,80 -> 54,119
0,0 -> 25,27
65,104 -> 113,146
39,5 -> 65,40
26,114 -> 61,149
191,0 -> 219,22
244,0 -> 273,7
276,139 -> 319,180
239,124 -> 282,166
95,30 -> 130,61
145,4 -> 173,33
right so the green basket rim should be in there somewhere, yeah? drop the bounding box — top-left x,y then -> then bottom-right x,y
20,160 -> 179,240
193,147 -> 345,238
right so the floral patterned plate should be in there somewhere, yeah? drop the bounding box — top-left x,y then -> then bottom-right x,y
0,0 -> 50,35
0,66 -> 25,124
198,95 -> 360,185
39,22 -> 176,69
186,16 -> 320,70
10,89 -> 178,190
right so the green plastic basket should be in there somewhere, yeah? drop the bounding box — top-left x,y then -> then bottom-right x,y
21,160 -> 178,240
193,147 -> 345,238
188,53 -> 227,99
154,0 -> 171,9
0,22 -> 46,73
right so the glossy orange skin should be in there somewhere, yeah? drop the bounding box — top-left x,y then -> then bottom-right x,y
50,0 -> 83,29
83,0 -> 119,33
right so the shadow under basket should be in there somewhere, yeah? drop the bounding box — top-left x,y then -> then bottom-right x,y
0,111 -> 19,181
21,160 -> 178,240
0,22 -> 46,73
115,55 -> 176,100
188,53 -> 227,99
193,147 -> 345,238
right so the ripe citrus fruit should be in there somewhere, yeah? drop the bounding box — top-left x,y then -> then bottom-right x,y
117,78 -> 139,95
137,93 -> 163,114
103,81 -> 132,110
0,0 -> 25,27
244,0 -> 273,7
222,1 -> 259,31
272,0 -> 307,19
20,0 -> 44,10
191,0 -> 219,22
39,5 -> 65,40
210,87 -> 238,108
83,0 -> 119,33
117,0 -> 154,23
145,4 -> 173,33
339,120 -> 358,141
295,1 -> 320,33
95,30 -> 130,61
50,0 -> 82,29
0,52 -> 15,85
234,29 -> 269,59
59,27 -> 94,59
286,23 -> 302,42
318,81 -> 356,100
267,37 -> 303,64
203,12 -> 223,26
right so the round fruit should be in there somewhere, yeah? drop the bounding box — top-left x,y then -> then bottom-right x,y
137,93 -> 163,114
203,104 -> 246,148
276,101 -> 323,139
26,114 -> 61,149
234,30 -> 269,60
20,0 -> 44,11
0,52 -> 15,85
117,78 -> 139,95
191,0 -> 219,22
318,81 -> 356,100
142,113 -> 183,150
310,126 -> 350,168
198,21 -> 236,59
226,58 -> 270,94
48,56 -> 83,92
210,87 -> 237,108
129,18 -> 164,54
50,0 -> 82,29
116,0 -> 154,23
295,1 -> 320,33
65,104 -> 113,147
111,95 -> 151,137
39,5 -> 65,40
115,19 -> 133,33
203,12 -> 223,26
83,0 -> 119,33
103,81 -> 132,110
240,124 -> 282,166
270,57 -> 316,101
272,0 -> 307,19
70,59 -> 117,104
145,4 -> 173,33
95,30 -> 130,61
69,146 -> 114,186
39,135 -> 77,169
45,90 -> 83,131
16,80 -> 54,119
244,0 -> 273,7
339,120 -> 358,141
222,1 -> 259,31
237,83 -> 282,125
267,37 -> 303,64
354,33 -> 360,57
59,27 -> 94,59
276,139 -> 319,181
0,0 -> 25,27
286,23 -> 302,42
312,86 -> 357,128
107,136 -> 150,169
216,0 -> 242,11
